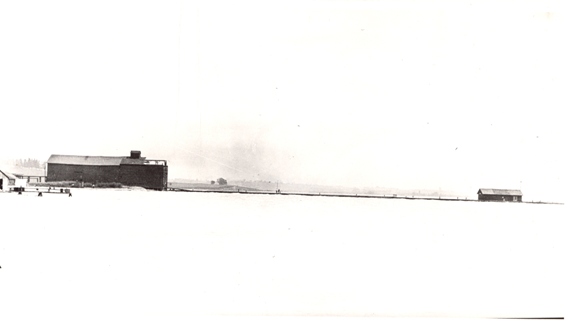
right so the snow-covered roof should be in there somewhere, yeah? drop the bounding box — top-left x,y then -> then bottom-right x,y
48,155 -> 124,166
477,189 -> 523,196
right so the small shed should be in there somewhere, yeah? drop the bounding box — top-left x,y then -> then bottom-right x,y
477,189 -> 522,202
7,165 -> 47,183
0,170 -> 26,192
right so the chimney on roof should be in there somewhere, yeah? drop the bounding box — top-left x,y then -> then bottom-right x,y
130,150 -> 141,159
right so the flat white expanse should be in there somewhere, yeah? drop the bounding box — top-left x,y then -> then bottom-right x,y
0,190 -> 568,321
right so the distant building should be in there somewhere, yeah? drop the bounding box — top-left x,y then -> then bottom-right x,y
477,189 -> 522,202
47,150 -> 168,190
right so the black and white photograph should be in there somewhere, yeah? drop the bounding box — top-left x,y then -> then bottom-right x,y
0,0 -> 569,321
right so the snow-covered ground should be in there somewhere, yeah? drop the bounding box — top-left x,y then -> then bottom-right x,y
0,189 -> 567,321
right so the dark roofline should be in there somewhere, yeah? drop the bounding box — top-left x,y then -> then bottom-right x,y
48,163 -> 120,166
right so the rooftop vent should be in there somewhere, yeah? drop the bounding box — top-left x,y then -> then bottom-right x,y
130,150 -> 141,159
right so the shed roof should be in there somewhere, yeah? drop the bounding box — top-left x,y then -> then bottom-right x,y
478,189 -> 522,196
0,170 -> 18,180
48,155 -> 124,166
120,157 -> 147,165
5,165 -> 45,177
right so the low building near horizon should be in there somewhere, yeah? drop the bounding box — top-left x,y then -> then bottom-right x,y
5,165 -> 47,183
477,188 -> 522,202
47,150 -> 168,190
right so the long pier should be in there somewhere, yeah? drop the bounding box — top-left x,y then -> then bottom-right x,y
166,188 -> 562,204
7,186 -> 559,204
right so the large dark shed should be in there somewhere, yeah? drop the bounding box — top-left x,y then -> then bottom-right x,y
477,189 -> 522,202
47,151 -> 168,190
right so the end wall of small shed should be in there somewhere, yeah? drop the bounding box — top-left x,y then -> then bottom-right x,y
119,164 -> 167,190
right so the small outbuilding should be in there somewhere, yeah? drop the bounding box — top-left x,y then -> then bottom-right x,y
0,170 -> 27,192
8,165 -> 47,183
477,189 -> 522,202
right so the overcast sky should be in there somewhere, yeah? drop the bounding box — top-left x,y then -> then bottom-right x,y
1,0 -> 570,200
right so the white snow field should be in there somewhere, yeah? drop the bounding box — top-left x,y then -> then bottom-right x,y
0,189 -> 567,321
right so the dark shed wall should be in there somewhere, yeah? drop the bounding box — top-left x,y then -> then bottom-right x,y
47,164 -> 120,183
478,194 -> 522,202
47,162 -> 168,190
119,164 -> 167,190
